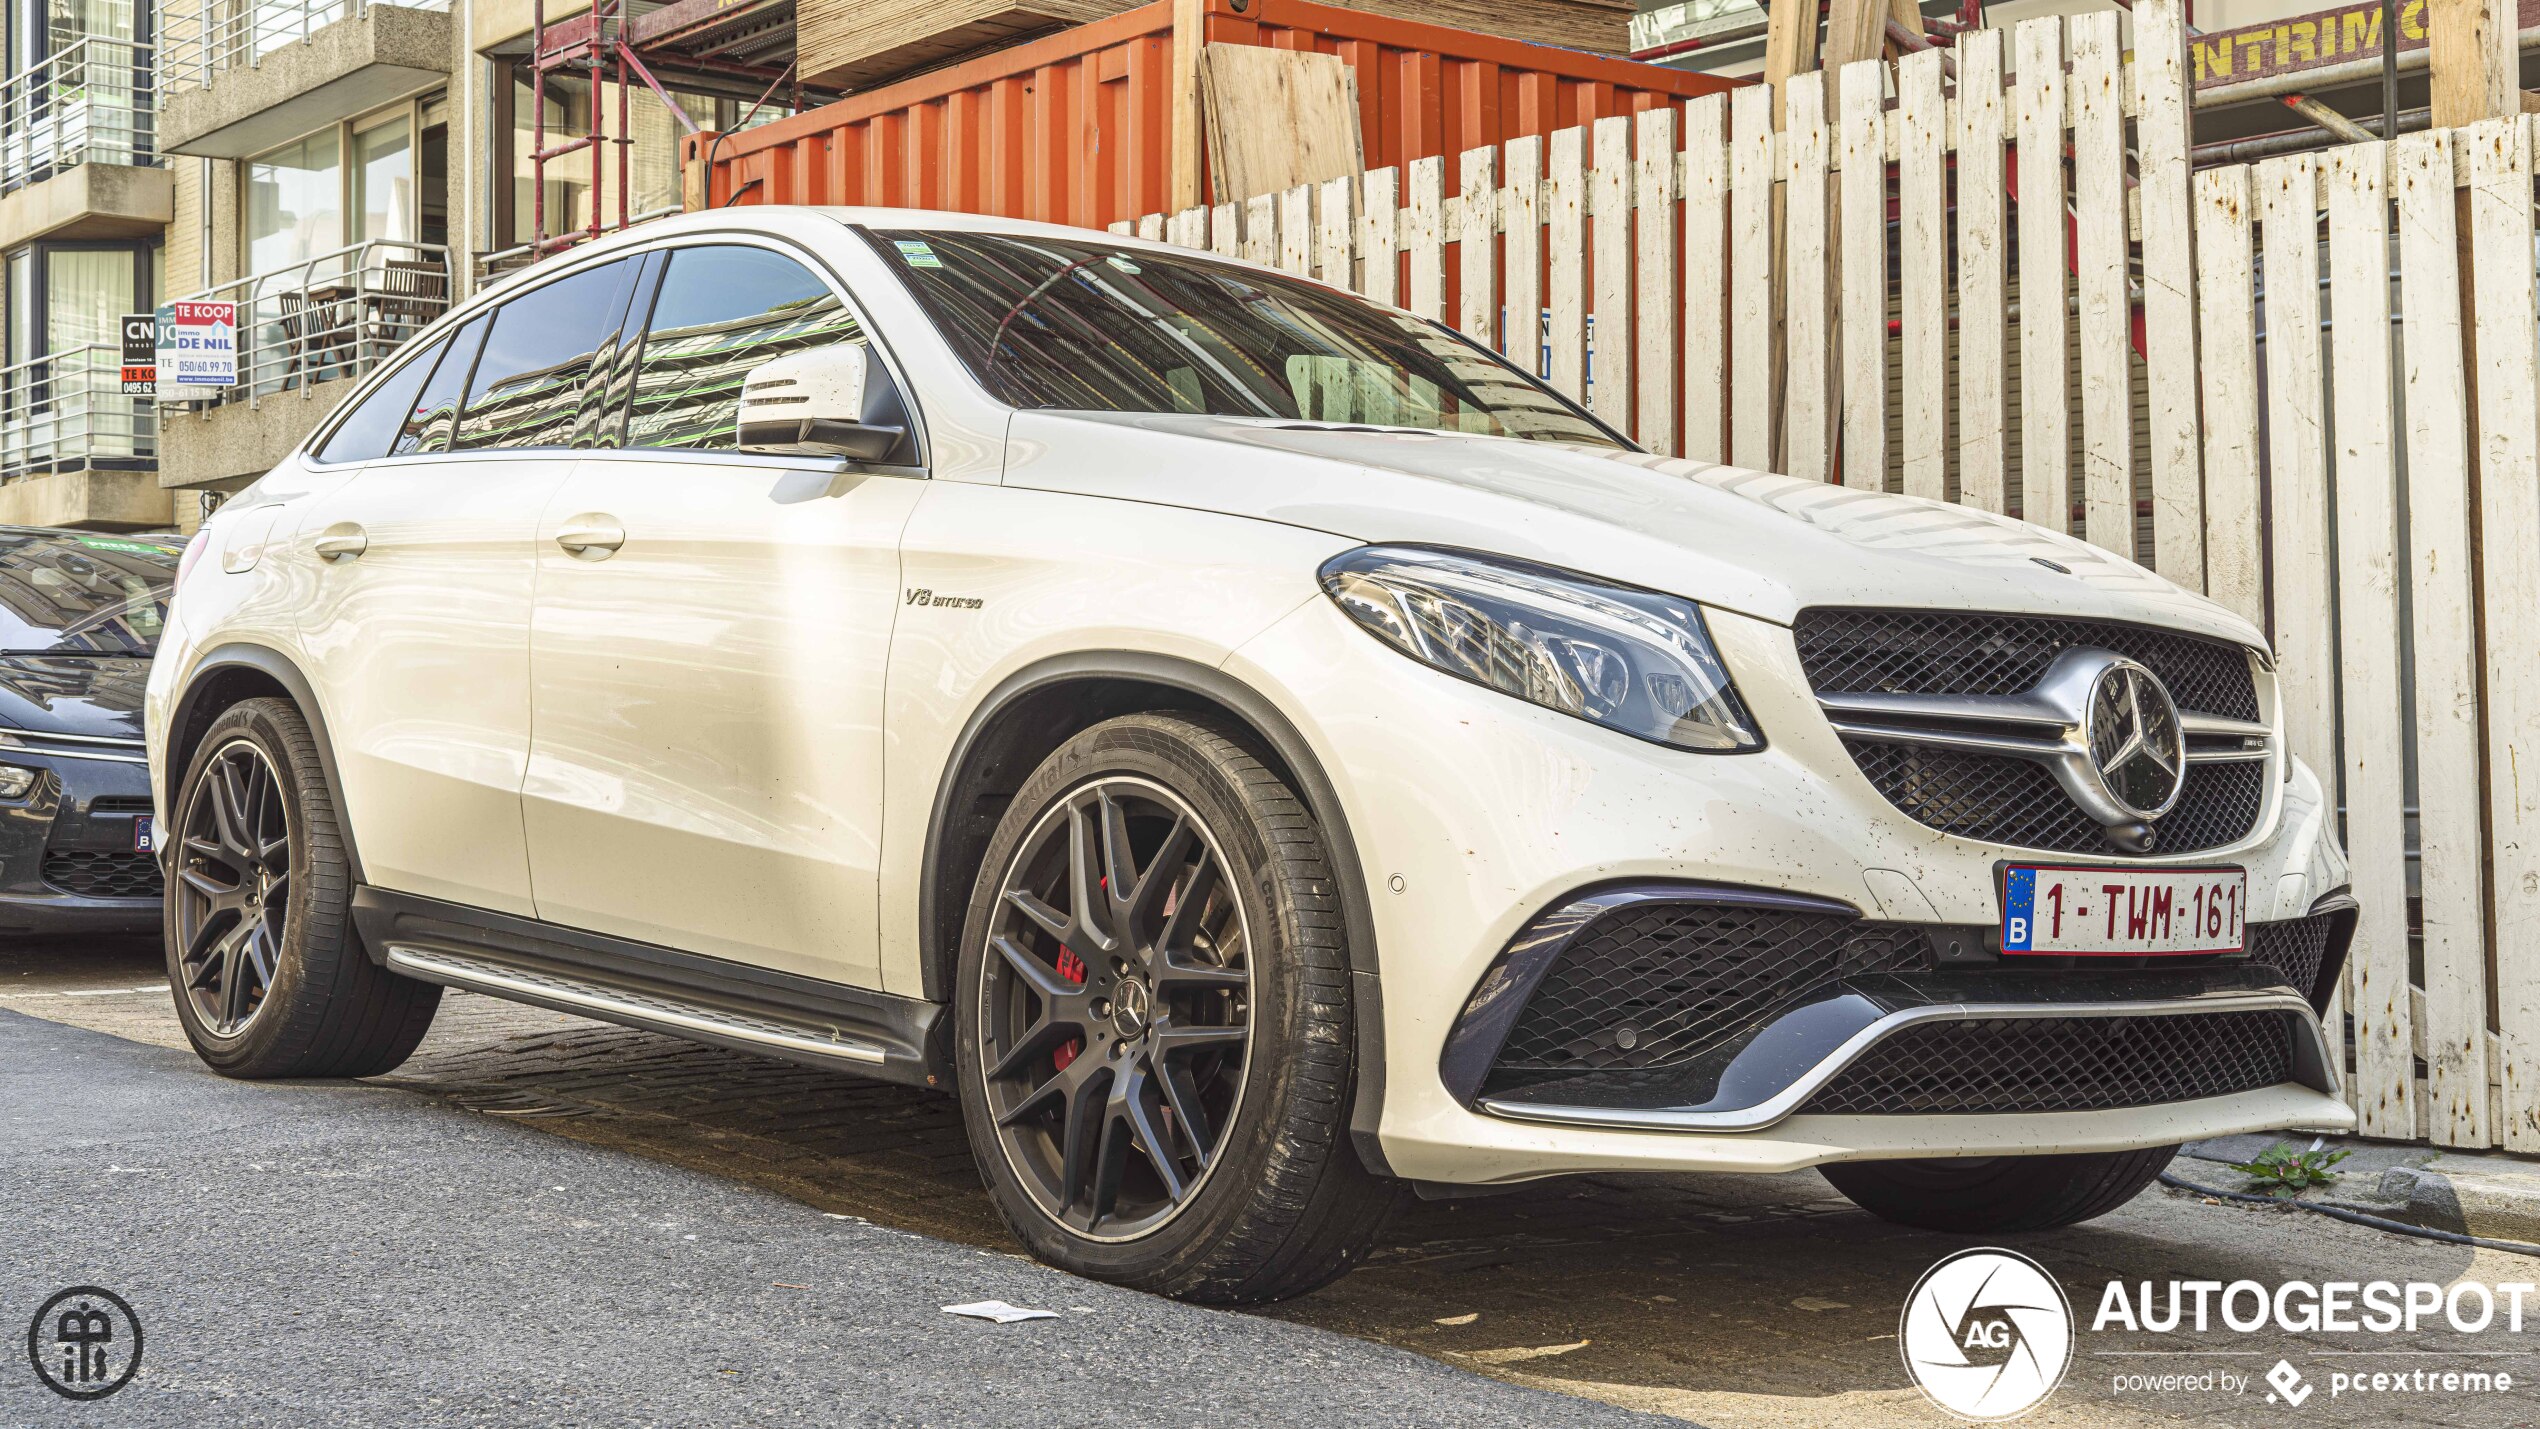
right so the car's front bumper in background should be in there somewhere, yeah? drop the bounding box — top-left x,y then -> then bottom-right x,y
1227,600 -> 2358,1186
0,732 -> 163,936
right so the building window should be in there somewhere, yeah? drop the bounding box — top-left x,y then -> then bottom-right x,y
1,240 -> 154,474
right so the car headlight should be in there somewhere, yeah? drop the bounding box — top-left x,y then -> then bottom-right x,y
1318,545 -> 1762,752
0,764 -> 37,799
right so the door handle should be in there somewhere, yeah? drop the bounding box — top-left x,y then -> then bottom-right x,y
313,523 -> 367,562
555,515 -> 626,559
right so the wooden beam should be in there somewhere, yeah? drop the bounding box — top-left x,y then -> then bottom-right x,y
1170,0 -> 1206,211
1823,0 -> 1886,71
1763,0 -> 1823,115
2429,0 -> 2514,127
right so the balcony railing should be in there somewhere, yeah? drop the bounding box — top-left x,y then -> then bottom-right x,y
1,345 -> 157,480
472,205 -> 682,285
0,38 -> 155,196
164,238 -> 451,407
156,0 -> 450,93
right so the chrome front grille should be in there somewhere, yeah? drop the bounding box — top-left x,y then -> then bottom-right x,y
1796,608 -> 2271,855
1794,609 -> 2261,721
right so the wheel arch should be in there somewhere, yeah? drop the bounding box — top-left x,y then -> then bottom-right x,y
919,650 -> 1393,1174
164,643 -> 364,885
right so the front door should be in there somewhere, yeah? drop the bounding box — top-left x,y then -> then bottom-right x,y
521,241 -> 922,988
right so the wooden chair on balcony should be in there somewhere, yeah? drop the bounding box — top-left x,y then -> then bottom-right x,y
365,259 -> 449,363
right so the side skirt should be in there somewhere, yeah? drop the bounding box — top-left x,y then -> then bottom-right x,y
350,887 -> 949,1089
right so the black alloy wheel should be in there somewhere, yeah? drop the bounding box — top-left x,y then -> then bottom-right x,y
977,776 -> 1253,1241
164,697 -> 440,1078
172,738 -> 291,1037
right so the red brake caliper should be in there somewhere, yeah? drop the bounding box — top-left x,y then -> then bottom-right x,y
1053,948 -> 1086,1069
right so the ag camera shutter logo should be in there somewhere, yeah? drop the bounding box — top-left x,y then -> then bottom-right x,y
1901,1247 -> 2074,1420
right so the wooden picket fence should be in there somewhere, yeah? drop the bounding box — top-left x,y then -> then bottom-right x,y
1113,0 -> 2540,1152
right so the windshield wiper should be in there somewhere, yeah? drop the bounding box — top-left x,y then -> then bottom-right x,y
0,648 -> 148,658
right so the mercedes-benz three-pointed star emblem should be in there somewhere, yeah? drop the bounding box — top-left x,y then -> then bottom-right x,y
2083,658 -> 2186,823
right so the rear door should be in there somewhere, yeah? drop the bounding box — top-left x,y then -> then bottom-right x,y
520,239 -> 924,987
293,255 -> 641,915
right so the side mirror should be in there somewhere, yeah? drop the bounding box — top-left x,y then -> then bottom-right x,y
736,344 -> 906,461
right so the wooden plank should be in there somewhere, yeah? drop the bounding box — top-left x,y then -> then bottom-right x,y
1242,192 -> 1278,267
1318,174 -> 1356,289
1682,94 -> 1729,464
2255,153 -> 2341,1073
2070,12 -> 2132,557
2013,17 -> 2069,534
2392,127 -> 2491,1149
1547,124 -> 1590,402
1169,0 -> 1204,211
1897,48 -> 1946,501
2467,115 -> 2540,1150
1783,71 -> 1834,483
1956,28 -> 2008,513
1837,59 -> 1886,492
2252,162 -> 2333,724
1728,85 -> 1777,468
2134,0 -> 2206,588
1458,145 -> 1499,351
2191,167 -> 2263,629
1211,200 -> 1243,259
1406,155 -> 1447,320
1761,0 -> 1821,104
1197,45 -> 1364,203
1277,183 -> 1316,277
2429,0 -> 2517,127
1358,167 -> 1399,305
1504,135 -> 1545,371
1136,213 -> 1165,243
1167,203 -> 1209,252
1823,0 -> 1887,70
1635,107 -> 1679,457
1591,114 -> 1635,435
2325,141 -> 2415,1140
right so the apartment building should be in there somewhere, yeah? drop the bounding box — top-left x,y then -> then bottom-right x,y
0,0 -> 167,528
0,0 -> 782,530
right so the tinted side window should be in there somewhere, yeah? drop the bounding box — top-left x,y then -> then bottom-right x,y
316,330 -> 448,464
627,246 -> 865,450
452,260 -> 634,450
394,311 -> 490,456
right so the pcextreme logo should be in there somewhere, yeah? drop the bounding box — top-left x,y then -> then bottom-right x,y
1900,1247 -> 2075,1421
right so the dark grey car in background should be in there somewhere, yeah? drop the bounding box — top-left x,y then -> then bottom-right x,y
0,528 -> 180,935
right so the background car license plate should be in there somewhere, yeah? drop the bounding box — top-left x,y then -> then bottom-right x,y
2001,864 -> 2245,955
133,816 -> 154,854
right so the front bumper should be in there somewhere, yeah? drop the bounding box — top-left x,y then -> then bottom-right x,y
0,738 -> 162,936
1226,599 -> 2358,1185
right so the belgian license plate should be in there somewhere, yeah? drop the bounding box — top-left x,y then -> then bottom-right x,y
2001,864 -> 2246,956
133,816 -> 154,854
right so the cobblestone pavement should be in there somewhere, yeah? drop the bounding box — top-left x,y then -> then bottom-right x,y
10,935 -> 2538,1428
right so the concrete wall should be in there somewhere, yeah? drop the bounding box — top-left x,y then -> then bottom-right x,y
0,164 -> 174,250
162,5 -> 455,158
0,469 -> 176,530
157,377 -> 359,489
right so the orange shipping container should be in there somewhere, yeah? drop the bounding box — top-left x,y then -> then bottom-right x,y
686,0 -> 1738,232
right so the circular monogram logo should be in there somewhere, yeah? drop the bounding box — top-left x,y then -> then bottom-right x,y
26,1286 -> 142,1402
2083,658 -> 2186,821
1900,1248 -> 2072,1421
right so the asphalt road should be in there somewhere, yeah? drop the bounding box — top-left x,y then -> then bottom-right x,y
10,936 -> 2540,1428
0,1008 -> 1664,1428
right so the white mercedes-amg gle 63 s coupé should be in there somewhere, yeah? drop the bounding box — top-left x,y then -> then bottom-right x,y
149,207 -> 2356,1302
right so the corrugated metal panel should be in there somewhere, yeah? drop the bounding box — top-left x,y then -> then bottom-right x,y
688,0 -> 1737,231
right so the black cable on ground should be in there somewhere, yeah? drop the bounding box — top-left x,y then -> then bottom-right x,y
2160,1171 -> 2540,1259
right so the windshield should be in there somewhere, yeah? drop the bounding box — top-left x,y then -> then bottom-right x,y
0,532 -> 181,657
870,229 -> 1622,447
